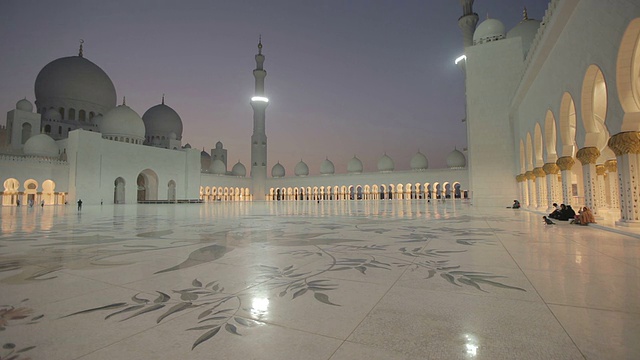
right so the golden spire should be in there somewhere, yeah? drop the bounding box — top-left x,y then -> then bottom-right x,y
79,39 -> 84,57
122,96 -> 126,106
523,7 -> 529,21
258,35 -> 262,55
162,93 -> 165,105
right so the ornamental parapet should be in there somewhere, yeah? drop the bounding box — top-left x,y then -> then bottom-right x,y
543,163 -> 559,175
515,174 -> 526,182
604,159 -> 618,172
533,167 -> 546,178
556,156 -> 575,171
0,154 -> 68,165
576,147 -> 600,165
524,171 -> 535,180
596,164 -> 606,176
607,131 -> 640,156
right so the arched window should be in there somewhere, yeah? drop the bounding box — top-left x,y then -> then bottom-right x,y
89,111 -> 95,120
59,107 -> 65,119
79,110 -> 86,121
58,126 -> 62,135
21,123 -> 32,144
68,108 -> 76,120
44,124 -> 51,133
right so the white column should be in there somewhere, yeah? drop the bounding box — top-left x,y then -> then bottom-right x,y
608,132 -> 640,226
556,156 -> 575,206
534,167 -> 547,210
605,159 -> 619,211
576,147 -> 600,214
543,163 -> 560,211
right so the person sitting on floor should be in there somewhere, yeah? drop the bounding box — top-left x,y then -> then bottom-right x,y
511,200 -> 521,209
575,206 -> 596,225
549,203 -> 562,219
550,204 -> 566,219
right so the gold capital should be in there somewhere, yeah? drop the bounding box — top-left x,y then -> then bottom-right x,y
543,162 -> 559,175
524,171 -> 535,180
604,159 -> 618,172
607,131 -> 640,156
515,174 -> 526,182
596,164 -> 606,176
556,156 -> 575,171
533,167 -> 546,177
576,147 -> 600,165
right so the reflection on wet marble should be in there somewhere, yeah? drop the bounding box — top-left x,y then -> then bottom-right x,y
0,200 -> 639,359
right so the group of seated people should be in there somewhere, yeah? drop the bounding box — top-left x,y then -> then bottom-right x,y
548,203 -> 596,225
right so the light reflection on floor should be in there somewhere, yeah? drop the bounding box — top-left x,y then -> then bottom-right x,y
0,200 -> 638,360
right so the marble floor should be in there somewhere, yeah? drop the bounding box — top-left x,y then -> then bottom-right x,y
0,200 -> 638,360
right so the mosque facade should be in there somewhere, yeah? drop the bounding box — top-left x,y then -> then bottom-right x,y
2,0 -> 639,224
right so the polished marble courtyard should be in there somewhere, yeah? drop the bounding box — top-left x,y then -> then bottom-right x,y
0,200 -> 639,359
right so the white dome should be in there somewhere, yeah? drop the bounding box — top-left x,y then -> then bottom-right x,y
142,103 -> 183,140
507,19 -> 542,57
295,160 -> 309,176
377,154 -> 394,172
272,162 -> 285,178
473,18 -> 506,45
43,108 -> 62,122
232,161 -> 246,177
215,141 -> 223,149
183,143 -> 192,149
35,56 -> 116,113
320,158 -> 335,175
210,159 -> 226,174
447,149 -> 467,168
410,151 -> 428,170
347,156 -> 363,174
99,104 -> 145,141
23,134 -> 59,157
16,98 -> 33,112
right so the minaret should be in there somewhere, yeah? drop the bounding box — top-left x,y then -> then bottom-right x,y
250,37 -> 269,200
458,0 -> 479,47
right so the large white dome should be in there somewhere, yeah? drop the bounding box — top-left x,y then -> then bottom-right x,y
142,102 -> 183,140
507,18 -> 542,58
210,159 -> 226,174
473,18 -> 506,45
295,160 -> 309,176
377,154 -> 394,172
447,149 -> 467,168
232,161 -> 246,177
35,56 -> 116,113
410,151 -> 428,170
23,134 -> 59,158
98,104 -> 145,142
43,108 -> 62,122
347,156 -> 363,174
320,158 -> 335,175
272,162 -> 285,178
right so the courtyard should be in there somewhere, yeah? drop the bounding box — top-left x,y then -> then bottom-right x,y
0,200 -> 638,359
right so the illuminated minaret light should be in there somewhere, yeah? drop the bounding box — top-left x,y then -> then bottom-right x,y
250,37 -> 268,200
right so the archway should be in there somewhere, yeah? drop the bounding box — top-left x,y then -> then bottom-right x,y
42,179 -> 55,205
137,169 -> 158,202
2,178 -> 20,205
168,180 -> 176,202
114,177 -> 126,204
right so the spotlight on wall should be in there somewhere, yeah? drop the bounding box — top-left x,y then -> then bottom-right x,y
454,55 -> 467,65
251,96 -> 269,103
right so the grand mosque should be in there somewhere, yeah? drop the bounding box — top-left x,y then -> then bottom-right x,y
1,0 -> 640,225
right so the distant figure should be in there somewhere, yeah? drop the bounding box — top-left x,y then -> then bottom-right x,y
575,206 -> 596,225
543,216 -> 555,225
101,199 -> 103,206
28,199 -> 33,208
77,199 -> 83,211
16,199 -> 20,207
40,200 -> 45,208
510,200 -> 521,209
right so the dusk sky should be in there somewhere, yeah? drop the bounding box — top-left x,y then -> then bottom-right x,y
0,0 -> 550,175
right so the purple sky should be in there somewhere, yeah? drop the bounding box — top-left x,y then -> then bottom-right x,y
0,0 -> 549,175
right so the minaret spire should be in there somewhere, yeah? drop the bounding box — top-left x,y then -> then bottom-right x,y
458,0 -> 479,48
162,93 -> 165,105
79,39 -> 84,57
522,7 -> 529,21
250,38 -> 269,200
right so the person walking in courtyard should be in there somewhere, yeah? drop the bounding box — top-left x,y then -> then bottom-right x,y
40,199 -> 45,208
77,199 -> 83,211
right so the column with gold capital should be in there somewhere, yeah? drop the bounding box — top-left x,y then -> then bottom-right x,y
543,162 -> 560,211
608,132 -> 640,225
576,147 -> 600,213
605,159 -> 619,210
595,164 -> 607,211
516,174 -> 526,205
556,156 -> 575,205
524,170 -> 536,208
533,167 -> 547,210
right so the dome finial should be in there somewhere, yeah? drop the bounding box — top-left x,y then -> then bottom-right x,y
523,7 -> 529,21
79,39 -> 84,57
258,34 -> 263,54
162,93 -> 165,105
122,96 -> 126,106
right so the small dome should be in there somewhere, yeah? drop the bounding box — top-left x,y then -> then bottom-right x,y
43,108 -> 62,122
23,134 -> 59,157
142,103 -> 183,140
16,99 -> 33,112
507,18 -> 542,58
272,162 -> 285,178
215,141 -> 223,149
210,159 -> 226,174
183,143 -> 192,149
295,160 -> 309,176
447,149 -> 467,168
473,18 -> 506,45
201,150 -> 211,158
377,154 -> 394,172
99,104 -> 145,142
410,151 -> 428,170
232,161 -> 246,177
35,56 -> 116,113
320,158 -> 335,175
347,156 -> 363,174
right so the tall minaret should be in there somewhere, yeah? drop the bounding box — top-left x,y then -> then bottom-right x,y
458,0 -> 479,47
250,37 -> 269,200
